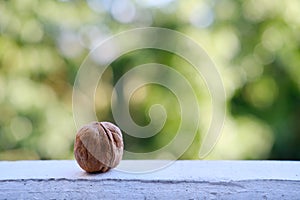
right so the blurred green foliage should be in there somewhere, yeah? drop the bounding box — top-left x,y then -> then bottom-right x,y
0,0 -> 299,160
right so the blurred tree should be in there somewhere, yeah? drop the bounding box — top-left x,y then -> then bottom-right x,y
0,0 -> 299,160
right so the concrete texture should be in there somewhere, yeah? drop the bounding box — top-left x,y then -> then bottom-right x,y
0,160 -> 300,199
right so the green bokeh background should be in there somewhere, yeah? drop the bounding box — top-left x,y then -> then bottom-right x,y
0,0 -> 299,160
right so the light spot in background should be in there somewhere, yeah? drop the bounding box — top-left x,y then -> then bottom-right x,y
39,105 -> 75,158
87,0 -> 107,13
20,47 -> 39,72
120,68 -> 158,103
39,47 -> 62,72
253,43 -> 275,65
95,81 -> 113,111
10,116 -> 32,141
137,0 -> 175,8
0,149 -> 39,160
189,2 -> 214,28
89,0 -> 113,12
261,25 -> 284,52
284,0 -> 300,26
133,9 -> 153,27
240,55 -> 264,81
0,6 -> 22,34
2,45 -> 23,71
213,27 -> 240,60
20,19 -> 44,43
79,25 -> 111,49
13,0 -> 38,13
237,116 -> 274,158
207,116 -> 274,159
57,30 -> 83,58
130,86 -> 147,104
8,78 -> 39,110
222,66 -> 246,99
242,0 -> 265,22
90,40 -> 119,65
0,76 -> 5,103
215,0 -> 237,21
283,53 -> 300,92
111,0 -> 136,24
242,0 -> 280,22
38,130 -> 70,159
245,76 -> 278,109
8,78 -> 57,110
10,46 -> 61,74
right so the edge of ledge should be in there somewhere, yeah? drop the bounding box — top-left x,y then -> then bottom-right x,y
0,160 -> 299,182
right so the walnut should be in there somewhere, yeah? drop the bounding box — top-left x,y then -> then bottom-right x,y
74,121 -> 123,173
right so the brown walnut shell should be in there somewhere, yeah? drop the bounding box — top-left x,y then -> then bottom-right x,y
74,121 -> 123,173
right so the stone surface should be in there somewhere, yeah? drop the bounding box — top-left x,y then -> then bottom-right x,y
0,160 -> 300,199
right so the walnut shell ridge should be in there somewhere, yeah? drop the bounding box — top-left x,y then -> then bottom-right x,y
74,121 -> 123,173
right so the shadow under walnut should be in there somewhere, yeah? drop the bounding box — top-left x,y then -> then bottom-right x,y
74,121 -> 123,173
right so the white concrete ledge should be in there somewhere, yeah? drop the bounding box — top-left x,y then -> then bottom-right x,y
0,160 -> 300,199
